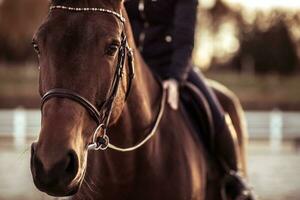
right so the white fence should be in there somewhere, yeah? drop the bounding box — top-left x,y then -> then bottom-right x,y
246,110 -> 300,140
0,109 -> 40,148
0,109 -> 300,147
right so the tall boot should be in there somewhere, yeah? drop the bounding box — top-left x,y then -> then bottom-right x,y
215,114 -> 256,200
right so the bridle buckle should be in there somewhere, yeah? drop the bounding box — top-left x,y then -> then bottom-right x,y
89,124 -> 110,151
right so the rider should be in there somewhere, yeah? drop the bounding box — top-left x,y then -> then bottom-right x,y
125,0 -> 254,199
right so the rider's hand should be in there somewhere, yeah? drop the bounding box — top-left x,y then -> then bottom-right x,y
163,79 -> 179,110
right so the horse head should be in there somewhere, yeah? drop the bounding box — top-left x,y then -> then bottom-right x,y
30,0 -> 130,196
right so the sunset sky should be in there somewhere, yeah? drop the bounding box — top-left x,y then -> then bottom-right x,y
225,0 -> 300,10
201,0 -> 300,10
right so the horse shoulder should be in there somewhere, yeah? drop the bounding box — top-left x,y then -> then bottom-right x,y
154,106 -> 207,200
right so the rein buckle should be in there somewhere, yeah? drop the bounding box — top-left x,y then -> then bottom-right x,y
89,124 -> 110,151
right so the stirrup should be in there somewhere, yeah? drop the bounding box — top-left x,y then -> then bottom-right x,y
221,170 -> 256,200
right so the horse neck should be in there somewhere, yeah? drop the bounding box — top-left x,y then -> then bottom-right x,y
124,9 -> 161,126
109,7 -> 162,144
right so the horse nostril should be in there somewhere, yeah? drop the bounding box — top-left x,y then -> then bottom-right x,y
65,150 -> 79,178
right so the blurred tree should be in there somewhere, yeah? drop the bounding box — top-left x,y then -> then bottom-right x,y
236,17 -> 298,74
233,12 -> 298,74
195,0 -> 300,74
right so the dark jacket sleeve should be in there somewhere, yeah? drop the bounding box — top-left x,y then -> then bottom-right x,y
165,0 -> 198,81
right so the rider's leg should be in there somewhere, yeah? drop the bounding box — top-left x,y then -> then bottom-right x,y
187,69 -> 255,199
187,69 -> 240,172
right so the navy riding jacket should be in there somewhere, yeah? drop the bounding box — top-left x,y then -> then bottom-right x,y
125,0 -> 198,81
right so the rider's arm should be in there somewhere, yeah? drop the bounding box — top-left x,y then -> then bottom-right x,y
164,0 -> 198,81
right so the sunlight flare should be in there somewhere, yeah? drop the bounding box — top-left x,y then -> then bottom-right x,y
225,0 -> 300,10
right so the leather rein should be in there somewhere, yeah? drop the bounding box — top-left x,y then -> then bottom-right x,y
41,5 -> 166,152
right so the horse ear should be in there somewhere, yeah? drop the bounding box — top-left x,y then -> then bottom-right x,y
107,0 -> 124,7
116,0 -> 125,4
111,0 -> 125,9
108,0 -> 124,3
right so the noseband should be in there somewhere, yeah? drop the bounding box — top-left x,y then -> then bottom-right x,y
41,5 -> 166,152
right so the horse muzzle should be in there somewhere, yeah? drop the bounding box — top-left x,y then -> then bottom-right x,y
30,142 -> 81,197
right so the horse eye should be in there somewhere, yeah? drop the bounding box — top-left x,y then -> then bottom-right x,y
32,41 -> 40,55
105,44 -> 119,56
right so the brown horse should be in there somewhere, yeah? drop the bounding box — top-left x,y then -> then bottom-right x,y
30,0 -> 247,199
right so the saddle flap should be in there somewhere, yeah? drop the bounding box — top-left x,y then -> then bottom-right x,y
180,82 -> 215,152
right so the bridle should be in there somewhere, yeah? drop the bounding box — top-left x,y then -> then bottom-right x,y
41,5 -> 166,152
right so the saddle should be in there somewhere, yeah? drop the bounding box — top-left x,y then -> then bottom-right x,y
179,82 -> 256,200
180,82 -> 215,153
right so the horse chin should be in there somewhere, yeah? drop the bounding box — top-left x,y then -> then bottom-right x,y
32,171 -> 84,197
44,184 -> 80,197
56,169 -> 89,197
